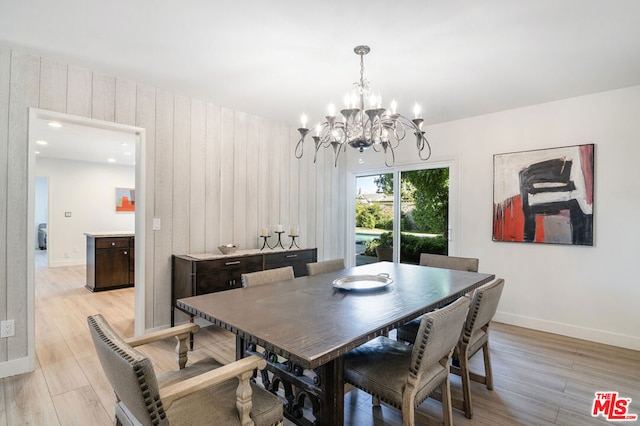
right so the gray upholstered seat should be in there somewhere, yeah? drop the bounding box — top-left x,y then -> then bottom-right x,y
397,253 -> 479,343
241,266 -> 294,287
87,314 -> 283,426
306,258 -> 345,276
419,253 -> 479,272
344,296 -> 470,426
451,278 -> 504,418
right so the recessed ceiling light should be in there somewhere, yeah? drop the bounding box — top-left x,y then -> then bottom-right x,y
36,140 -> 48,145
48,121 -> 62,128
123,151 -> 132,156
35,151 -> 40,154
121,142 -> 128,147
107,158 -> 116,163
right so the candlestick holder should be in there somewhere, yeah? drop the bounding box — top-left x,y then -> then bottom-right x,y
289,235 -> 300,249
259,235 -> 270,250
272,231 -> 285,249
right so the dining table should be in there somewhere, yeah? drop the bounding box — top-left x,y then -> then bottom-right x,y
177,261 -> 495,426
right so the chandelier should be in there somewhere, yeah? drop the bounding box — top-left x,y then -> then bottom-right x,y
295,45 -> 431,167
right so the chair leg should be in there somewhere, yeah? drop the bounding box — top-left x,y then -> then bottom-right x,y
372,395 -> 381,407
482,341 -> 494,390
459,345 -> 473,419
440,375 -> 453,426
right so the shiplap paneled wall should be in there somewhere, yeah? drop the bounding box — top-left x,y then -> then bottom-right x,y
0,45 -> 346,369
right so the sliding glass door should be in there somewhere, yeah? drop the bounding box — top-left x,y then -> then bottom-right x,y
354,167 -> 449,265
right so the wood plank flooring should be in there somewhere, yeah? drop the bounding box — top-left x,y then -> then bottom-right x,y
1,251 -> 638,425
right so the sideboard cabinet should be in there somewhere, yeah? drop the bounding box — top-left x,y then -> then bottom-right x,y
171,248 -> 317,325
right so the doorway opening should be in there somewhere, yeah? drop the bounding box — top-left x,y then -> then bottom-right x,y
27,108 -> 146,367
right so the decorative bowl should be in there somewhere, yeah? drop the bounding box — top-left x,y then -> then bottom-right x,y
218,244 -> 238,255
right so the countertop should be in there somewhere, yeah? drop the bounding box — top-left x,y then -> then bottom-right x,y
84,232 -> 135,238
182,247 -> 312,260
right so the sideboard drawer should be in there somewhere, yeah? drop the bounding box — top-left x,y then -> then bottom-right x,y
264,248 -> 317,277
96,238 -> 130,249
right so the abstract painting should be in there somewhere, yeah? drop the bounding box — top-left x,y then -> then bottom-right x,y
115,187 -> 135,212
493,144 -> 594,245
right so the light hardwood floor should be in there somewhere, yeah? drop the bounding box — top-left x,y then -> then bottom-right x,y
1,252 -> 638,425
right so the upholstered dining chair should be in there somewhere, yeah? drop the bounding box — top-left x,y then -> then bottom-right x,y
87,314 -> 283,426
396,253 -> 479,343
419,253 -> 479,272
344,296 -> 471,426
241,266 -> 295,287
451,278 -> 505,419
306,258 -> 345,276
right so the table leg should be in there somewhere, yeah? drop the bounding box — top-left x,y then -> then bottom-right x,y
236,335 -> 246,360
318,356 -> 344,425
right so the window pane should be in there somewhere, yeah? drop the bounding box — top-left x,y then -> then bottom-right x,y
355,173 -> 393,266
399,168 -> 449,264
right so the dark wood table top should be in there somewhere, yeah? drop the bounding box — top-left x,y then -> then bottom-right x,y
177,261 -> 495,369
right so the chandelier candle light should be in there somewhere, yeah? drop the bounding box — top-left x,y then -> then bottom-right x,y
295,45 -> 432,167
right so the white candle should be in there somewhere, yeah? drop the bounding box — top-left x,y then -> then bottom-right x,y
327,103 -> 336,117
300,113 -> 308,128
261,227 -> 269,237
390,99 -> 397,114
290,226 -> 298,236
276,224 -> 283,233
413,102 -> 421,119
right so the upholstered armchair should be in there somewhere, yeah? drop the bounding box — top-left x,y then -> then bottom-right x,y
241,266 -> 294,287
419,253 -> 479,272
87,314 -> 283,426
344,296 -> 470,426
306,258 -> 345,276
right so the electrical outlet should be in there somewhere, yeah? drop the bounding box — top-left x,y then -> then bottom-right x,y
1,320 -> 15,338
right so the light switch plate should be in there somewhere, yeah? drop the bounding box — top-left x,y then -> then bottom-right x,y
153,218 -> 161,230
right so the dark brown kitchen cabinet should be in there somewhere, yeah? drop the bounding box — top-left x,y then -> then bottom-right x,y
85,234 -> 135,292
171,248 -> 317,325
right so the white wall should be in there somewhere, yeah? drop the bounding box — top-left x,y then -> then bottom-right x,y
36,157 -> 135,266
348,85 -> 640,350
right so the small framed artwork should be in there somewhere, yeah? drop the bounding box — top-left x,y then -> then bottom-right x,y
493,144 -> 594,246
115,187 -> 135,212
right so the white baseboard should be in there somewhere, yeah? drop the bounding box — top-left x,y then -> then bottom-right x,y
494,311 -> 640,351
0,356 -> 35,379
49,259 -> 85,267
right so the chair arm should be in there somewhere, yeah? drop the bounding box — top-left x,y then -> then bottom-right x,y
159,355 -> 268,410
124,323 -> 200,347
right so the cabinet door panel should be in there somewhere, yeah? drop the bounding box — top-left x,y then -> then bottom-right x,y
195,255 -> 263,293
96,249 -> 130,286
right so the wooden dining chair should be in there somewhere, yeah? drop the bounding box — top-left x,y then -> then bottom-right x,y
306,258 -> 345,276
241,266 -> 294,287
87,314 -> 283,426
344,296 -> 470,426
396,253 -> 479,343
451,278 -> 505,418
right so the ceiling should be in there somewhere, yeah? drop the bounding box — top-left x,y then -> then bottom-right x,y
2,0 -> 640,132
31,117 -> 137,166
